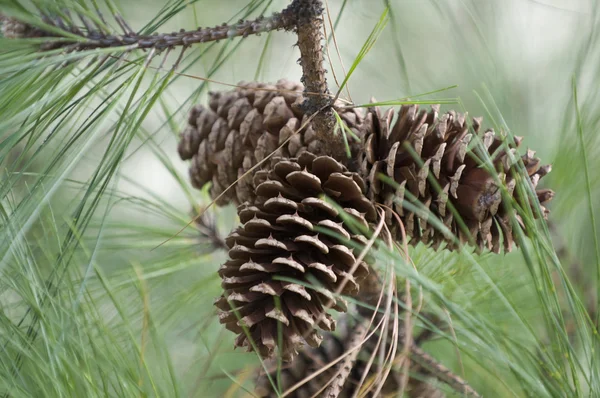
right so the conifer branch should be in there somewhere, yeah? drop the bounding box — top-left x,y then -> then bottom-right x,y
2,0 -> 339,146
292,0 -> 340,155
0,6 -> 298,52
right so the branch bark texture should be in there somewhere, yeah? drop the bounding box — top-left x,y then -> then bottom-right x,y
0,8 -> 298,51
290,0 -> 340,156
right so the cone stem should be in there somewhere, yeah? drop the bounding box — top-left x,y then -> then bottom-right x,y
292,0 -> 340,155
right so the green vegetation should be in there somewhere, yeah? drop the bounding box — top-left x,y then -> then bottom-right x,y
0,0 -> 598,396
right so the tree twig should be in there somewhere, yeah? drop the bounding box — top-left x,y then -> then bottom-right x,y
291,0 -> 340,156
3,1 -> 340,149
1,6 -> 298,51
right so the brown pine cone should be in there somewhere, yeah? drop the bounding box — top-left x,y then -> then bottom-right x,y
214,152 -> 376,361
254,314 -> 444,398
359,104 -> 554,252
254,328 -> 346,398
178,80 -> 368,206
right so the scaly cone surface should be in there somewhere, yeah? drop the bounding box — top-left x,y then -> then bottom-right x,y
254,313 -> 444,397
359,104 -> 554,252
214,152 -> 376,361
178,80 -> 368,206
178,82 -> 554,253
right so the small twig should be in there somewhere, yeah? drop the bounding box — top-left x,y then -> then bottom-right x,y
62,10 -> 82,35
143,48 -> 156,68
172,45 -> 188,70
410,345 -> 482,398
1,5 -> 299,51
157,47 -> 173,70
78,14 -> 95,35
114,13 -> 135,36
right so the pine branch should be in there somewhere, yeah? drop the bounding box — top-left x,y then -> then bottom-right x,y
2,1 -> 339,147
292,0 -> 341,155
0,6 -> 298,52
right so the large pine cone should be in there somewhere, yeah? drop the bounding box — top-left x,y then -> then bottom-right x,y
178,79 -> 368,206
214,152 -> 376,361
359,104 -> 554,252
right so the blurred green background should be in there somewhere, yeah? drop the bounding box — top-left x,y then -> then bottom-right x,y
2,0 -> 600,397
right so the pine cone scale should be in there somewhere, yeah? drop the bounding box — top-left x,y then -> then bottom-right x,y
359,103 -> 554,252
178,80 -> 371,207
212,153 -> 375,360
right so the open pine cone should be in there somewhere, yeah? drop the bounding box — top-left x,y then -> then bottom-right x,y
178,79 -> 368,206
359,104 -> 554,252
254,314 -> 443,398
214,152 -> 376,361
178,81 -> 554,253
254,328 -> 347,398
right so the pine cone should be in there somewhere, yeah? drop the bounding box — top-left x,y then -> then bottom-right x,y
214,152 -> 376,361
254,328 -> 346,398
408,380 -> 447,398
359,104 -> 554,252
177,79 -> 368,206
254,315 -> 441,398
